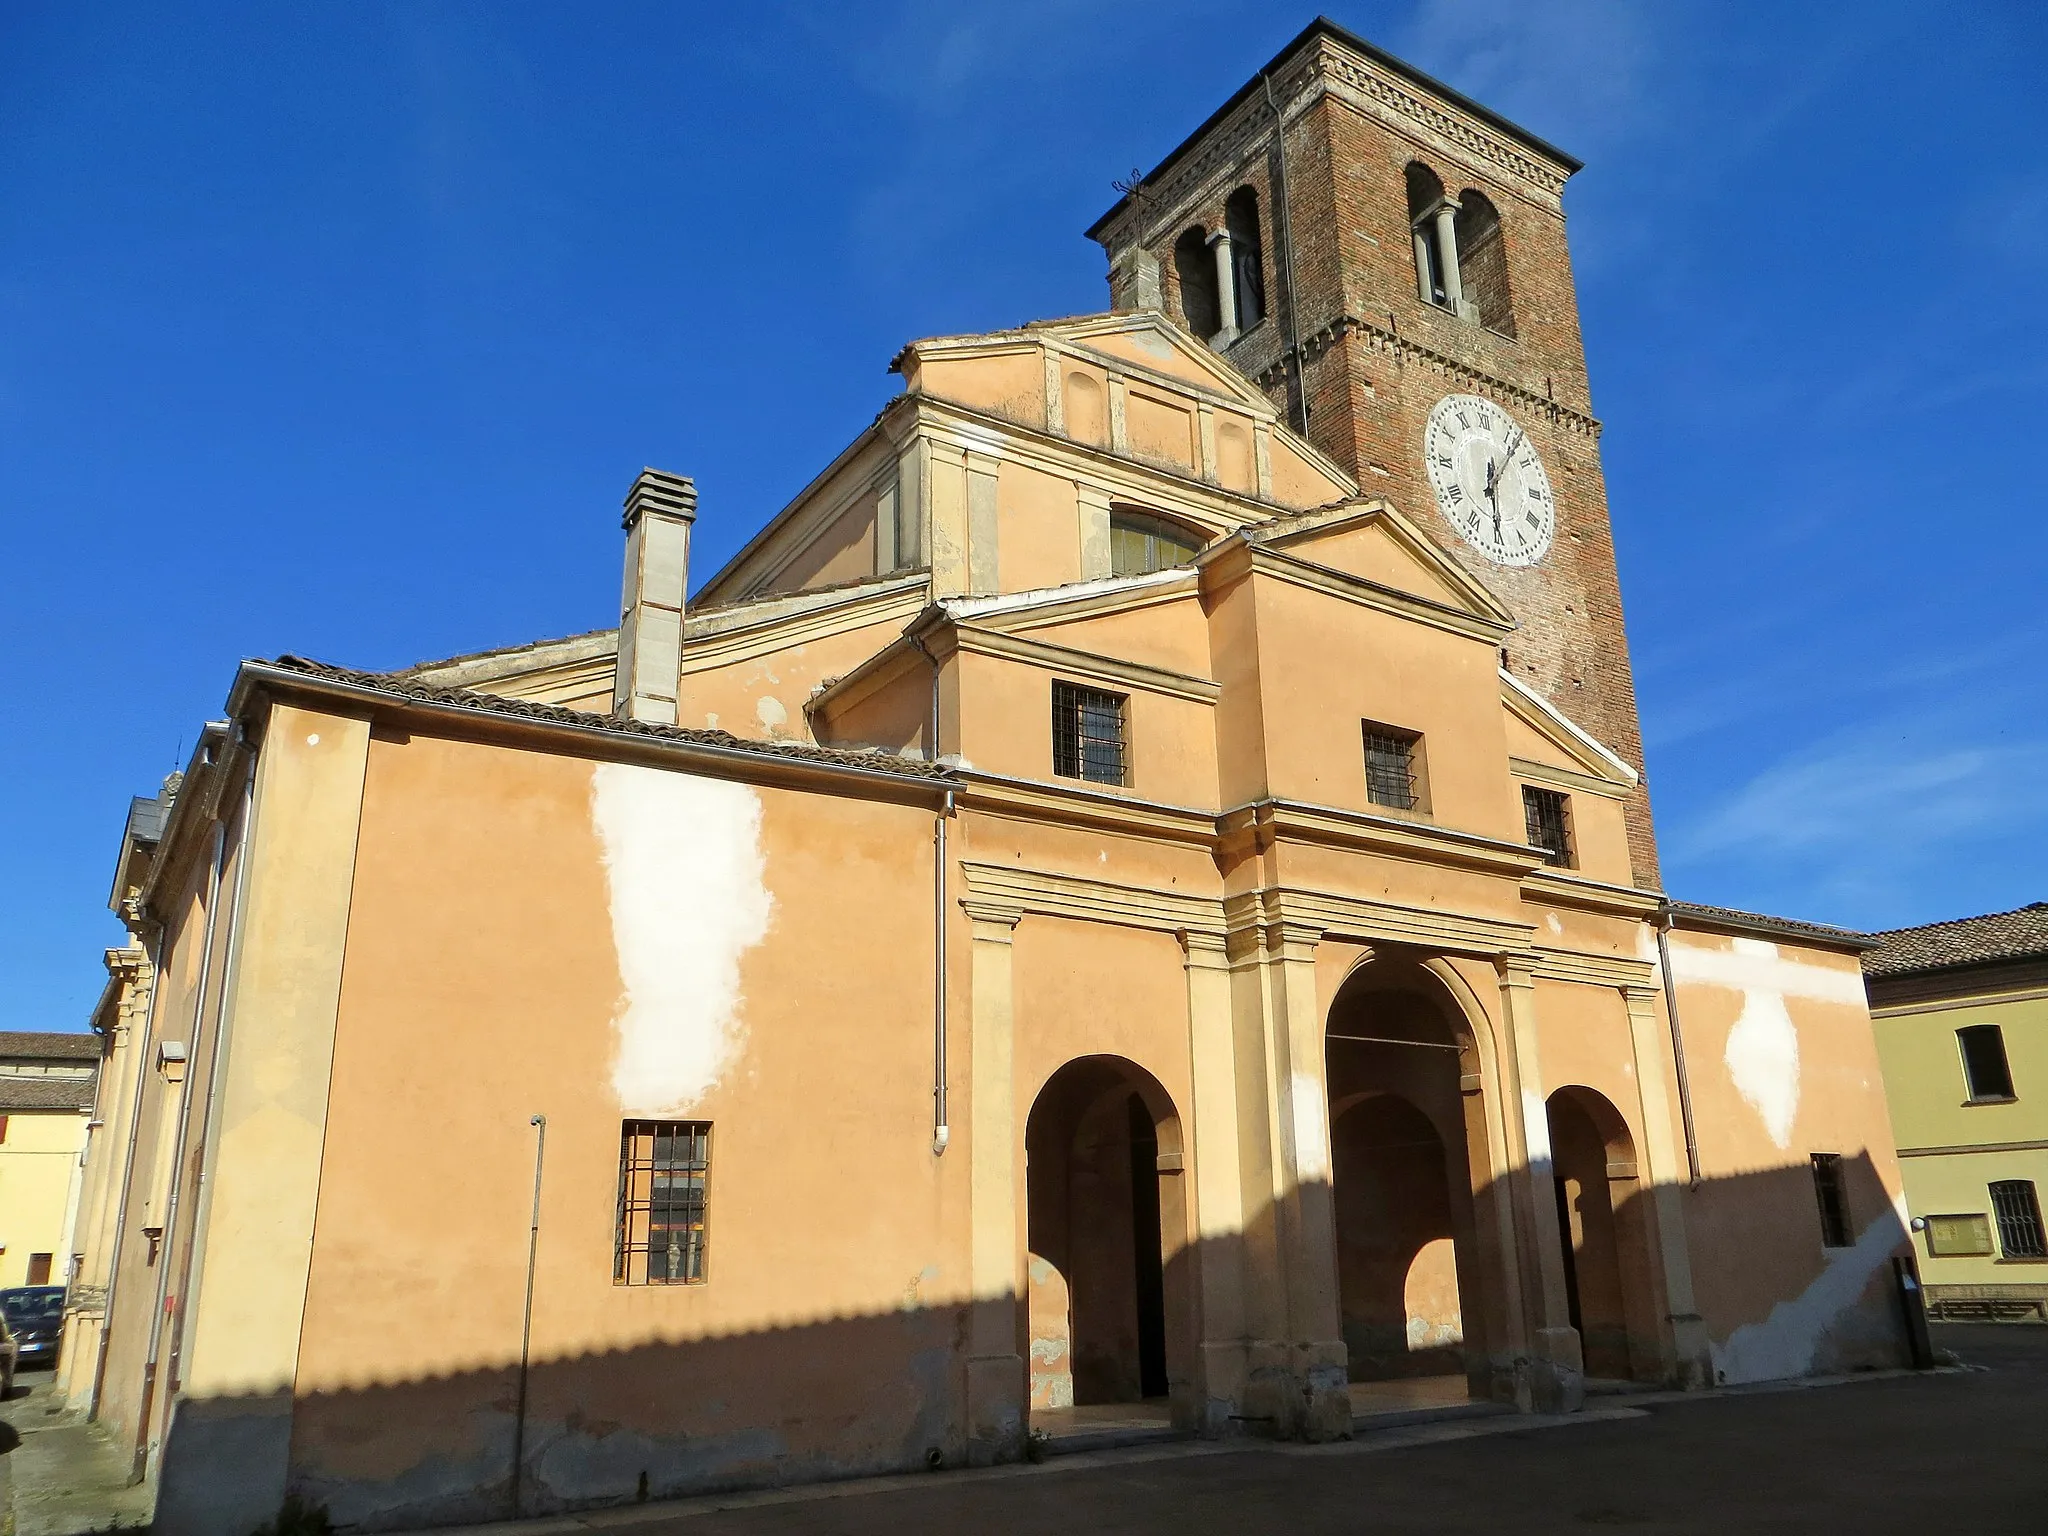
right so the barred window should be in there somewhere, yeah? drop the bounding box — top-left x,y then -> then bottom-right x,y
1810,1153 -> 1852,1249
1958,1025 -> 2016,1102
1990,1180 -> 2046,1259
615,1120 -> 710,1285
1053,682 -> 1127,785
1522,786 -> 1573,867
1363,727 -> 1419,811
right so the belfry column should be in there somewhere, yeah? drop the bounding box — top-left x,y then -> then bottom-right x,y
1181,929 -> 1248,1431
1622,983 -> 1712,1386
1431,198 -> 1466,315
963,901 -> 1025,1464
1209,230 -> 1239,345
1496,956 -> 1584,1413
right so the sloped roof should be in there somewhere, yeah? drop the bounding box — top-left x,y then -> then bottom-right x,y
1863,903 -> 2048,980
0,1032 -> 103,1061
1668,900 -> 1872,950
0,1076 -> 96,1111
258,657 -> 954,782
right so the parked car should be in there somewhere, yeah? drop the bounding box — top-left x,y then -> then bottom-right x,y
0,1287 -> 65,1371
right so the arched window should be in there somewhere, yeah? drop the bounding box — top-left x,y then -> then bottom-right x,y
1405,162 -> 1450,307
1455,190 -> 1515,335
1109,509 -> 1204,577
1224,186 -> 1265,330
1172,227 -> 1220,341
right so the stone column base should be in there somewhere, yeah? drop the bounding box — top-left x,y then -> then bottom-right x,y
1238,1339 -> 1352,1441
1524,1325 -> 1586,1415
965,1352 -> 1025,1466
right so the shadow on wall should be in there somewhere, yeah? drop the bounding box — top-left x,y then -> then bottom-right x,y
146,1144 -> 1909,1535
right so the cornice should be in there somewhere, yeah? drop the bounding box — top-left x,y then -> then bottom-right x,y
1509,755 -> 1630,803
1219,799 -> 1541,878
1528,945 -> 1656,989
952,768 -> 1218,847
1253,314 -> 1602,440
959,860 -> 1225,938
1520,868 -> 1663,919
681,579 -> 930,677
1226,885 -> 1535,958
1213,541 -> 1515,644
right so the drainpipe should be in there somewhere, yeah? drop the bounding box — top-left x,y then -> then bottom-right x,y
1261,70 -> 1309,437
89,911 -> 165,1419
134,810 -> 229,1478
907,631 -> 952,1156
511,1113 -> 547,1518
1655,905 -> 1703,1189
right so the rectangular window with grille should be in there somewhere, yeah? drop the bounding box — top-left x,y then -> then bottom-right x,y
1363,726 -> 1420,811
1958,1025 -> 2016,1102
615,1120 -> 710,1285
1810,1153 -> 1852,1248
1522,786 -> 1574,867
1053,682 -> 1127,785
1990,1180 -> 2046,1259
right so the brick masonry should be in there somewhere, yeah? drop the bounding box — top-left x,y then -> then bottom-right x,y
1095,29 -> 1661,888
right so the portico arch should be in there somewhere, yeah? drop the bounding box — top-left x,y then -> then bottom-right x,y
1024,1056 -> 1193,1423
1325,953 -> 1515,1398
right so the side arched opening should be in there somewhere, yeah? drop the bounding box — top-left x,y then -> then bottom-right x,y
1545,1085 -> 1660,1380
1025,1056 -> 1192,1423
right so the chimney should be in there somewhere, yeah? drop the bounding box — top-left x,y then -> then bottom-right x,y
612,468 -> 697,725
1108,247 -> 1163,312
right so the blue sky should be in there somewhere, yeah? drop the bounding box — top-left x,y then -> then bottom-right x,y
3,2 -> 2044,1031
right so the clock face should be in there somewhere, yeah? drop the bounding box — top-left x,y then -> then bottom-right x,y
1423,394 -> 1556,567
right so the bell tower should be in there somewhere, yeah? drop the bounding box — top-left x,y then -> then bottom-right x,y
1089,19 -> 1659,887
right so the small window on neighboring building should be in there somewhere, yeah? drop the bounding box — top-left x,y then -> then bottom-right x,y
1363,726 -> 1421,812
1053,682 -> 1127,786
0,1115 -> 9,1144
615,1120 -> 710,1286
1810,1153 -> 1852,1248
1958,1025 -> 2015,1103
25,1254 -> 51,1286
1522,786 -> 1574,867
1109,509 -> 1203,577
1990,1180 -> 2047,1259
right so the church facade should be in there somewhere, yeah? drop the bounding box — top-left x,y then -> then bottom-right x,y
68,21 -> 1911,1534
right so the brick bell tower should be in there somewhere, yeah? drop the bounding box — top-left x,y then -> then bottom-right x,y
1089,19 -> 1659,888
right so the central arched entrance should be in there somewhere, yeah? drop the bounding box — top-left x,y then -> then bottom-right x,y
1326,955 -> 1506,1408
1024,1056 -> 1191,1431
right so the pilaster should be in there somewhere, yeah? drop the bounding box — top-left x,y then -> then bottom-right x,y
1077,483 -> 1113,582
963,901 -> 1024,1464
1622,983 -> 1711,1387
1180,930 -> 1247,1430
965,451 -> 1001,597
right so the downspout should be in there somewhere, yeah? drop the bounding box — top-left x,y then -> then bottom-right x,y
907,631 -> 952,1156
1655,905 -> 1703,1189
90,911 -> 166,1419
1261,70 -> 1309,437
511,1113 -> 547,1517
134,811 -> 229,1478
168,736 -> 256,1390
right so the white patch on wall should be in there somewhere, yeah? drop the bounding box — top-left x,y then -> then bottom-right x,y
754,695 -> 788,734
1711,1195 -> 1910,1385
1655,933 -> 1867,1151
590,763 -> 774,1116
1292,1071 -> 1330,1182
1725,987 -> 1801,1149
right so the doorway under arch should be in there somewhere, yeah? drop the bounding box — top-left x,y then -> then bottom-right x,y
1546,1085 -> 1660,1381
1024,1056 -> 1191,1420
1326,957 -> 1507,1396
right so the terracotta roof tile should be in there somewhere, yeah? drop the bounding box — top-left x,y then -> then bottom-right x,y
1862,903 -> 2048,979
266,657 -> 954,781
0,1032 -> 104,1061
0,1076 -> 96,1111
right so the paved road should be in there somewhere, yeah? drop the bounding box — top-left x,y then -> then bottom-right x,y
0,1367 -> 154,1536
499,1325 -> 2046,1536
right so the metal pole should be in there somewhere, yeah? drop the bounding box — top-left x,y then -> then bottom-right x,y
511,1114 -> 546,1518
1655,914 -> 1704,1188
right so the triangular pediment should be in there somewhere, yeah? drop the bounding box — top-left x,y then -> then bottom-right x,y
1250,500 -> 1517,629
1500,669 -> 1639,789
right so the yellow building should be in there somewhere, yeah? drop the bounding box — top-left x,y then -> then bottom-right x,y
1867,905 -> 2048,1321
63,22 -> 1916,1535
0,1032 -> 101,1291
